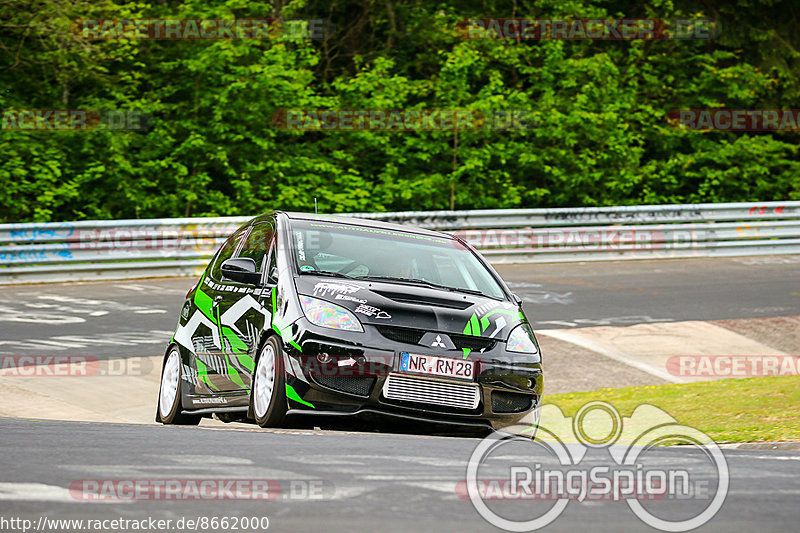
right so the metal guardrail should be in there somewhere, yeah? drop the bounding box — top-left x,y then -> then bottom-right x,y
1,202 -> 798,284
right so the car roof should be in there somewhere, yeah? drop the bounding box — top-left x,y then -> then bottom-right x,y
280,211 -> 452,240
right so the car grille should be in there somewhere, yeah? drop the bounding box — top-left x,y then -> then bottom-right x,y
491,390 -> 535,413
455,335 -> 496,351
376,325 -> 425,344
376,325 -> 496,351
311,375 -> 375,397
382,373 -> 480,410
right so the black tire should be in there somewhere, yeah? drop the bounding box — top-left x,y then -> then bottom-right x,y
250,336 -> 287,428
157,347 -> 201,425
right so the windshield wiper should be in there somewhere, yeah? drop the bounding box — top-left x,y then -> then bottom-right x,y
354,275 -> 487,297
299,269 -> 353,279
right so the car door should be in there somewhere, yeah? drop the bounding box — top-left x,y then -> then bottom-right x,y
210,220 -> 276,392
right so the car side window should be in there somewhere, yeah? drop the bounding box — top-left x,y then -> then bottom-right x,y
237,221 -> 276,273
264,246 -> 278,284
209,226 -> 251,282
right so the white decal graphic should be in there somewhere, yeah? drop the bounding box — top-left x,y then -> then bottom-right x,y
488,316 -> 507,338
193,397 -> 227,405
202,277 -> 264,295
313,282 -> 361,297
174,293 -> 271,355
174,310 -> 219,353
296,231 -> 306,261
219,295 -> 270,337
335,294 -> 367,304
354,304 -> 391,319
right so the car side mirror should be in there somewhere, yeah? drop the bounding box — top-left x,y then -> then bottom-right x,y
512,293 -> 523,305
220,257 -> 262,285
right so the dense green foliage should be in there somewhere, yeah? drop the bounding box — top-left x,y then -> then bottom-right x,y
1,0 -> 799,222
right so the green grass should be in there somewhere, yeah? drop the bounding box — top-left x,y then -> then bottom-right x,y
542,375 -> 800,444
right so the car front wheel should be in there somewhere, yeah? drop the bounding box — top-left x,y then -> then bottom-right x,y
158,348 -> 201,425
251,336 -> 287,428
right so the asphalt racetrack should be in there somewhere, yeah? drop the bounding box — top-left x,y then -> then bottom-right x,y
1,417 -> 798,532
1,255 -> 799,532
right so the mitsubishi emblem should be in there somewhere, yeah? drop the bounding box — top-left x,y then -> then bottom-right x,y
431,334 -> 447,348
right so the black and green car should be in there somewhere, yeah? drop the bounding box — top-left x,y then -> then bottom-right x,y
157,211 -> 543,435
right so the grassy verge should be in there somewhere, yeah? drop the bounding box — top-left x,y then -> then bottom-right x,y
543,375 -> 800,443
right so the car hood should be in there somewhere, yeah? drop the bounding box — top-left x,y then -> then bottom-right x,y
294,275 -> 523,341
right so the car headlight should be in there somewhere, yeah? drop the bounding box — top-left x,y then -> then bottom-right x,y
299,295 -> 363,332
506,323 -> 539,354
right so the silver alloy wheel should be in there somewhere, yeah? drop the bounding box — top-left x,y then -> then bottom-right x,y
254,344 -> 276,418
159,350 -> 181,418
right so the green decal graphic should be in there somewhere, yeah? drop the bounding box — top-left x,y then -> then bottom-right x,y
285,383 -> 314,408
464,313 -> 481,336
462,347 -> 471,360
271,287 -> 302,352
195,358 -> 219,391
224,354 -> 246,389
238,354 -> 255,372
223,327 -> 248,353
194,287 -> 215,321
464,307 -> 520,336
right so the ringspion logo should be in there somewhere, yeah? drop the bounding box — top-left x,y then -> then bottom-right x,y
465,402 -> 728,531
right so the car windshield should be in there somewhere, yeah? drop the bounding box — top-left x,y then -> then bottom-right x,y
289,219 -> 505,299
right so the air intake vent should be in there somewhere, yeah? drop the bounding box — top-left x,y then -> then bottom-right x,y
455,335 -> 496,351
372,290 -> 473,310
376,326 -> 425,344
491,390 -> 535,413
311,375 -> 375,397
382,373 -> 480,410
377,326 -> 496,351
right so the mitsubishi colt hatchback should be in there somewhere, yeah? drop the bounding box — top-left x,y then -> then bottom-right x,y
156,212 -> 543,436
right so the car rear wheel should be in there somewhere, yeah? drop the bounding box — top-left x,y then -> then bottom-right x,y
251,336 -> 287,428
158,348 -> 201,425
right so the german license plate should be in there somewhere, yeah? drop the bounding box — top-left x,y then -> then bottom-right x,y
399,352 -> 474,380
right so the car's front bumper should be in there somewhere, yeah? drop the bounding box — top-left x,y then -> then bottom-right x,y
281,319 -> 543,432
